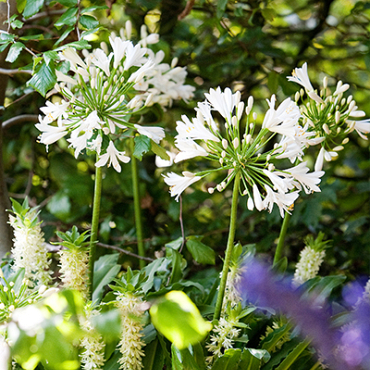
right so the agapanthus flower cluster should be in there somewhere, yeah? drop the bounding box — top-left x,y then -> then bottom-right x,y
288,63 -> 370,171
80,305 -> 106,370
9,201 -> 52,288
293,232 -> 329,287
56,227 -> 90,300
115,292 -> 146,370
36,24 -> 194,172
164,87 -> 324,217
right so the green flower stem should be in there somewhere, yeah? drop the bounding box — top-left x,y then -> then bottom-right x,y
273,211 -> 291,265
214,172 -> 241,321
130,138 -> 145,269
88,162 -> 103,299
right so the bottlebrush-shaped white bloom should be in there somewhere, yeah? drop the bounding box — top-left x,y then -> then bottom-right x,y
58,247 -> 89,300
293,246 -> 326,286
116,293 -> 146,370
9,213 -> 52,288
163,171 -> 202,201
80,306 -> 106,370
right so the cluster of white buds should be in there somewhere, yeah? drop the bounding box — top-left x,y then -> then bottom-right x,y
115,293 -> 146,370
292,232 -> 329,286
80,305 -> 106,370
163,86 -> 325,218
288,63 -> 369,171
56,226 -> 90,300
206,316 -> 241,367
9,205 -> 52,288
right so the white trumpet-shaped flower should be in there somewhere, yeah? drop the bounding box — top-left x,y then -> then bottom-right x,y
95,141 -> 130,172
163,171 -> 202,201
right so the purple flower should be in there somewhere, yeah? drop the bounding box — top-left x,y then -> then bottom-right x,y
238,259 -> 370,370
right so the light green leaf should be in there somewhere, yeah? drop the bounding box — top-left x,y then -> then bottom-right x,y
81,5 -> 109,13
46,191 -> 71,221
16,0 -> 27,13
149,291 -> 212,349
54,26 -> 74,47
151,141 -> 170,160
79,14 -> 99,29
133,135 -> 151,160
90,309 -> 121,341
216,0 -> 228,18
23,0 -> 45,19
186,236 -> 215,265
27,60 -> 57,96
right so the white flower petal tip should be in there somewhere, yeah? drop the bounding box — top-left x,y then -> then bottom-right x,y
163,172 -> 201,201
134,124 -> 165,144
95,141 -> 130,172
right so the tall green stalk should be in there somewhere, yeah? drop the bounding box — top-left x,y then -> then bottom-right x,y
214,172 -> 240,321
130,138 -> 145,269
273,211 -> 291,265
88,163 -> 103,299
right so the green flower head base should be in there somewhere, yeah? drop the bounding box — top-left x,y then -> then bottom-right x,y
164,87 -> 325,218
288,62 -> 370,171
36,26 -> 194,172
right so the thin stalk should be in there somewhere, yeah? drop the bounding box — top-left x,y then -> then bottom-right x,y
88,163 -> 103,299
130,138 -> 145,269
274,211 -> 291,265
214,172 -> 241,321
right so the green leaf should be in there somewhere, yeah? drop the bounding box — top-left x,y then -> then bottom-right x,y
171,345 -> 202,370
0,33 -> 15,42
142,339 -> 165,370
186,236 -> 215,265
54,26 -> 74,47
165,237 -> 183,251
238,348 -> 270,370
151,141 -> 170,160
169,249 -> 183,284
17,0 -> 27,13
79,14 -> 99,29
90,309 -> 121,342
275,341 -> 310,370
211,348 -> 241,370
93,254 -> 121,303
19,34 -> 44,41
0,42 -> 11,53
81,5 -> 109,13
149,291 -> 212,349
23,0 -> 45,19
54,7 -> 78,29
261,324 -> 291,353
133,135 -> 151,160
27,60 -> 57,96
56,0 -> 77,6
43,51 -> 58,66
216,0 -> 228,18
103,351 -> 121,370
46,191 -> 71,221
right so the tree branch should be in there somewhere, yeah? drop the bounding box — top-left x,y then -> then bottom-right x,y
97,242 -> 154,261
2,114 -> 39,130
0,68 -> 32,76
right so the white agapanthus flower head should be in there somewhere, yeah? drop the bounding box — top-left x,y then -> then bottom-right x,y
287,63 -> 370,171
36,25 -> 194,171
163,87 -> 324,217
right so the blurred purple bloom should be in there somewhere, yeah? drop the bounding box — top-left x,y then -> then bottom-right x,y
238,259 -> 370,370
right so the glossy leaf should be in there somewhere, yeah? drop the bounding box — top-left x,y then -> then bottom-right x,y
150,291 -> 212,349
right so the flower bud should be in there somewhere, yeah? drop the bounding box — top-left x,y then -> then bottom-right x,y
222,139 -> 228,149
247,197 -> 254,211
335,111 -> 341,124
221,151 -> 226,158
125,20 -> 132,39
295,92 -> 300,102
323,76 -> 328,89
208,187 -> 214,194
252,112 -> 257,121
233,137 -> 239,149
235,91 -> 241,105
232,116 -> 238,127
171,57 -> 178,69
342,138 -> 349,145
323,123 -> 331,135
216,184 -> 222,192
333,145 -> 344,151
